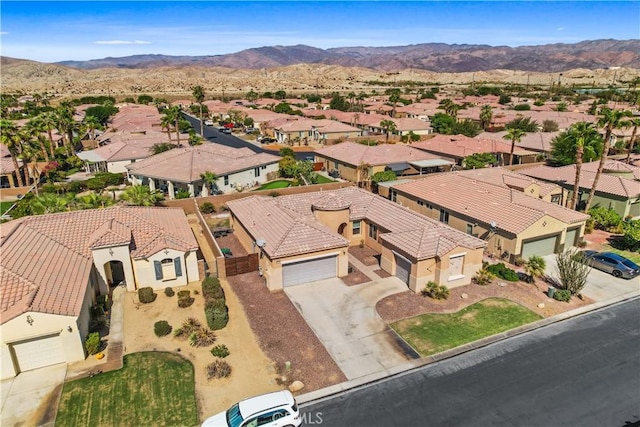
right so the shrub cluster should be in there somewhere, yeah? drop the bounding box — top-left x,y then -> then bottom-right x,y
203,277 -> 229,330
138,287 -> 157,304
85,332 -> 101,355
473,269 -> 495,286
553,289 -> 572,302
589,207 -> 622,232
200,202 -> 215,214
421,281 -> 450,300
210,344 -> 230,358
206,360 -> 232,379
154,320 -> 172,337
177,289 -> 194,308
486,263 -> 519,282
189,328 -> 217,347
164,287 -> 175,297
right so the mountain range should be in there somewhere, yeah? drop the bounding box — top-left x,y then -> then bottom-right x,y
55,39 -> 640,72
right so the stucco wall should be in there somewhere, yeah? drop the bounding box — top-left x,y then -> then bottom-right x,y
132,248 -> 193,290
92,245 -> 137,292
107,160 -> 134,174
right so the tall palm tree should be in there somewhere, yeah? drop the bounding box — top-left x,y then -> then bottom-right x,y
192,85 -> 205,136
503,128 -> 526,166
0,120 -> 25,187
625,117 -> 640,164
37,112 -> 58,158
83,115 -> 101,143
120,185 -> 162,206
567,122 -> 602,210
584,108 -> 632,212
55,103 -> 77,156
479,105 -> 493,130
160,113 -> 174,143
380,119 -> 397,143
163,106 -> 182,147
200,171 -> 218,196
25,118 -> 50,162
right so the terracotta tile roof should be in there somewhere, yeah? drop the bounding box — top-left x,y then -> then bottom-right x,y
126,144 -> 279,183
0,143 -> 10,158
478,131 -> 558,153
316,141 -> 442,167
521,163 -> 640,198
0,206 -> 198,323
0,157 -> 20,174
453,167 -> 560,197
275,118 -> 318,132
388,117 -> 432,132
393,173 -> 588,235
312,120 -> 361,133
228,187 -> 486,261
411,134 -> 536,159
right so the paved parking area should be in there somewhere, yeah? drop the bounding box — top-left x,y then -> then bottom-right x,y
285,277 -> 418,381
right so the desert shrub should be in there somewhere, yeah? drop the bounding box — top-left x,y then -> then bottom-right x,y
138,287 -> 156,304
514,103 -> 531,111
486,263 -> 519,282
189,328 -> 217,347
555,249 -> 591,295
200,202 -> 215,214
620,220 -> 640,252
177,289 -> 194,308
589,207 -> 622,231
585,217 -> 595,234
208,298 -> 227,311
177,290 -> 190,299
268,191 -> 280,197
173,327 -> 185,338
202,277 -> 224,300
210,344 -> 230,358
154,320 -> 172,337
206,305 -> 229,330
164,287 -> 175,297
553,289 -> 572,302
473,269 -> 495,286
524,255 -> 547,283
181,317 -> 201,335
514,257 -> 526,267
421,281 -> 450,300
85,332 -> 101,355
206,360 -> 232,379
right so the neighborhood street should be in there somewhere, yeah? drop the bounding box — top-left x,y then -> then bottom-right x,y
300,298 -> 640,427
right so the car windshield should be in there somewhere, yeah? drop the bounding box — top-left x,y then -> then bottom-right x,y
226,403 -> 244,427
621,259 -> 639,269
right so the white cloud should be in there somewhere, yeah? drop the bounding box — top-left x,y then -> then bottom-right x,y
557,27 -> 565,31
94,40 -> 151,45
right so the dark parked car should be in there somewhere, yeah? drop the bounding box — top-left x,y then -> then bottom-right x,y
583,250 -> 640,279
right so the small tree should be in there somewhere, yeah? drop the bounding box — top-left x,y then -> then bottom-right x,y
524,255 -> 546,283
555,249 -> 591,295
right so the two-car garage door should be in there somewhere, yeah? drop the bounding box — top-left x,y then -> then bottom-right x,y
521,235 -> 558,259
283,255 -> 337,287
11,334 -> 66,372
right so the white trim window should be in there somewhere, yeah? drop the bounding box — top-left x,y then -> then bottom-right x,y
448,253 -> 465,281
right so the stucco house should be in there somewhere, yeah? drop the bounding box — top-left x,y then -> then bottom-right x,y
126,144 -> 280,197
0,143 -> 26,189
387,169 -> 590,261
0,206 -> 200,379
227,187 -> 487,293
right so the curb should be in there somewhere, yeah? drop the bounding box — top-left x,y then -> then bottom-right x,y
297,290 -> 640,405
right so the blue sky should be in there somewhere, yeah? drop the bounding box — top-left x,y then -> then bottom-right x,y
1,1 -> 638,63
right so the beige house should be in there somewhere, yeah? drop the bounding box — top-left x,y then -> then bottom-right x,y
0,143 -> 26,189
388,169 -> 589,261
227,187 -> 487,293
0,206 -> 199,379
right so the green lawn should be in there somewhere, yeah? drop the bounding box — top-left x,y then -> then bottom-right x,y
0,201 -> 15,215
603,245 -> 640,264
255,180 -> 292,190
392,298 -> 542,356
56,352 -> 197,427
314,174 -> 335,184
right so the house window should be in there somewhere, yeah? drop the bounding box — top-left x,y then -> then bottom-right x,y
551,194 -> 562,204
261,165 -> 267,170
466,224 -> 474,235
417,200 -> 432,209
439,209 -> 449,224
154,257 -> 183,281
352,220 -> 361,235
369,223 -> 378,240
448,254 -> 465,281
334,161 -> 339,169
254,167 -> 261,177
390,190 -> 397,202
224,176 -> 229,186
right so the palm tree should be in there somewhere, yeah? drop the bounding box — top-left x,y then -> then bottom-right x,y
0,120 -> 25,187
524,256 -> 546,283
83,115 -> 101,143
584,108 -> 632,212
78,192 -> 113,209
380,119 -> 397,143
160,113 -> 174,143
200,171 -> 218,196
24,118 -> 50,162
480,105 -> 493,130
503,128 -> 526,166
29,193 -> 69,214
566,122 -> 602,210
120,185 -> 162,206
163,106 -> 182,147
625,117 -> 640,164
37,112 -> 58,158
192,85 -> 205,136
54,103 -> 77,156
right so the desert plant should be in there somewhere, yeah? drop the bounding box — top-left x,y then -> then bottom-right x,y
206,305 -> 229,330
621,220 -> 640,252
421,281 -> 450,300
514,257 -> 526,267
181,317 -> 201,335
524,255 -> 547,283
189,328 -> 217,347
555,249 -> 591,295
138,287 -> 156,304
473,269 -> 495,286
177,289 -> 194,308
210,344 -> 230,358
553,289 -> 572,302
154,320 -> 172,337
486,263 -> 519,282
202,277 -> 224,300
173,327 -> 185,338
206,360 -> 232,379
85,332 -> 101,355
200,202 -> 215,214
589,207 -> 622,231
164,287 -> 175,297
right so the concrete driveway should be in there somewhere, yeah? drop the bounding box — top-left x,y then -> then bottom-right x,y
543,254 -> 639,301
1,363 -> 67,427
285,277 -> 419,381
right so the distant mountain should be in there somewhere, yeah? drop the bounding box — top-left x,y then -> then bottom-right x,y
54,40 -> 640,72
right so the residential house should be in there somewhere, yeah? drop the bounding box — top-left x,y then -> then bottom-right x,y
126,144 -> 280,198
227,187 -> 487,292
477,131 -> 559,158
0,143 -> 25,188
0,206 -> 199,379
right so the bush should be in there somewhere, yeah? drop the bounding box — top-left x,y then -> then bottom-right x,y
138,287 -> 156,304
421,281 -> 450,300
473,269 -> 495,286
514,103 -> 531,111
189,328 -> 217,347
181,317 -> 201,334
164,287 -> 175,297
589,207 -> 622,231
85,332 -> 101,355
206,360 -> 232,379
621,220 -> 640,252
205,304 -> 229,330
524,255 -> 547,282
486,263 -> 519,282
177,290 -> 190,299
154,320 -> 172,337
178,291 -> 195,308
202,277 -> 224,300
555,249 -> 591,295
210,344 -> 230,358
200,202 -> 215,214
553,289 -> 572,302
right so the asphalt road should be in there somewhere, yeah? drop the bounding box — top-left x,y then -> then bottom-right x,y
183,114 -> 313,160
301,298 -> 640,427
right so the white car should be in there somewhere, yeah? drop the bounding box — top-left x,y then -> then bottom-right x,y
202,390 -> 301,427
204,120 -> 214,126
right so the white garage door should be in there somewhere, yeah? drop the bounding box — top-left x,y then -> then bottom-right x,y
12,334 -> 66,372
394,253 -> 411,285
283,255 -> 337,287
565,228 -> 579,248
521,235 -> 558,259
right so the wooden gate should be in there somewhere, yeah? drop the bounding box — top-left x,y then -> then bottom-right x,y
224,253 -> 259,276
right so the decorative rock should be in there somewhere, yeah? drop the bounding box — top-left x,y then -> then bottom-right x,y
460,293 -> 468,299
537,303 -> 545,309
498,282 -> 507,287
289,380 -> 305,393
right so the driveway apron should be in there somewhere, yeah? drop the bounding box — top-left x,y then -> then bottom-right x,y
285,277 -> 416,380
